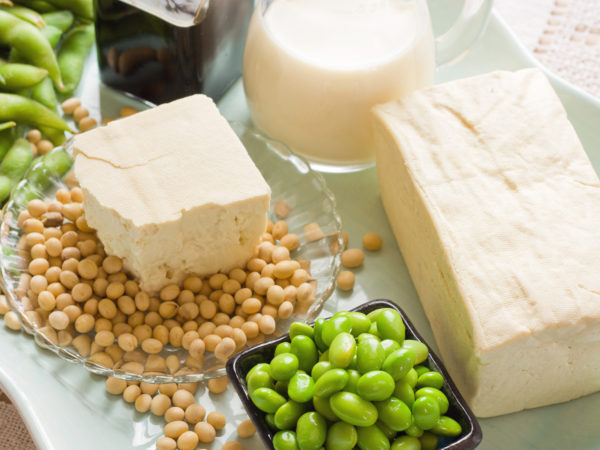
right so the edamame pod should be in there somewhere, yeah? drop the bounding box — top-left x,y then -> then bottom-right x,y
8,24 -> 62,61
41,10 -> 73,31
46,0 -> 93,21
39,125 -> 65,145
273,430 -> 300,450
329,392 -> 378,427
0,62 -> 48,90
0,11 -> 63,88
31,77 -> 57,110
296,411 -> 327,450
0,138 -> 33,180
57,24 -> 94,94
11,0 -> 55,13
326,422 -> 357,450
356,424 -> 390,450
0,127 -> 14,160
0,4 -> 44,27
0,93 -> 72,131
0,175 -> 12,204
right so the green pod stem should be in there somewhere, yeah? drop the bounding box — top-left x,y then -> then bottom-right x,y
0,10 -> 63,88
46,0 -> 92,21
58,24 -> 94,94
9,23 -> 62,63
0,121 -> 15,132
0,62 -> 48,90
0,93 -> 72,131
0,4 -> 45,27
31,77 -> 57,110
39,125 -> 65,145
0,137 -> 33,181
41,9 -> 72,31
12,0 -> 55,12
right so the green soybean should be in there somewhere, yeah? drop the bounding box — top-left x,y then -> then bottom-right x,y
311,361 -> 332,381
313,368 -> 348,398
376,309 -> 405,344
412,396 -> 440,430
419,431 -> 439,450
416,371 -> 444,390
46,0 -> 93,21
247,369 -> 273,395
250,387 -> 286,414
357,371 -> 395,402
357,333 -> 380,343
319,349 -> 329,362
275,341 -> 292,356
0,11 -> 63,88
403,369 -> 418,389
380,339 -> 401,358
274,380 -> 289,397
288,372 -> 315,403
273,430 -> 300,450
375,420 -> 396,440
0,62 -> 48,90
405,422 -> 423,437
345,369 -> 361,394
414,366 -> 429,377
265,413 -> 277,430
0,4 -> 45,27
326,421 -> 357,450
313,318 -> 327,351
348,312 -> 371,336
274,400 -> 306,430
393,381 -> 415,408
41,10 -> 73,31
356,424 -> 390,450
329,392 -> 378,427
402,340 -> 429,364
57,24 -> 94,94
296,412 -> 327,450
246,363 -> 270,382
313,395 -> 337,421
368,321 -> 378,336
431,416 -> 462,437
321,315 -> 352,347
289,321 -> 314,339
391,436 -> 421,450
356,336 -> 385,374
291,335 -> 318,372
329,332 -> 356,368
375,396 -> 412,432
0,93 -> 71,130
415,387 -> 448,414
367,309 -> 384,322
382,348 -> 416,381
270,353 -> 299,381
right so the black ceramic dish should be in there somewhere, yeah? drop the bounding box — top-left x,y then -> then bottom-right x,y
226,299 -> 482,449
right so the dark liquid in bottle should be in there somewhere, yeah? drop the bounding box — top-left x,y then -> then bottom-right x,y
94,0 -> 253,104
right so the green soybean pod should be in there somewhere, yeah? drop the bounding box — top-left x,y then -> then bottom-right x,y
0,4 -> 45,28
431,416 -> 462,437
289,321 -> 314,340
275,341 -> 292,356
311,361 -> 332,381
296,411 -> 327,450
250,387 -> 286,414
393,381 -> 416,408
328,332 -> 356,369
10,24 -> 62,63
402,340 -> 429,365
313,395 -> 337,422
0,127 -> 15,160
313,318 -> 327,351
38,126 -> 65,145
31,77 -> 57,110
0,11 -> 63,88
412,396 -> 440,430
382,348 -> 416,381
345,369 -> 361,394
274,400 -> 306,431
0,138 -> 33,181
415,387 -> 448,414
0,62 -> 48,90
357,371 -> 395,402
291,335 -> 318,372
0,122 -> 14,132
46,0 -> 93,21
246,363 -> 271,382
416,371 -> 444,390
273,430 -> 300,450
321,315 -> 352,347
348,312 -> 371,336
356,424 -> 390,450
247,369 -> 273,395
419,431 -> 439,450
356,337 -> 385,374
313,368 -> 348,398
57,24 -> 94,94
377,309 -> 405,344
0,175 -> 12,204
375,396 -> 412,432
329,392 -> 378,427
10,0 -> 56,13
326,422 -> 357,450
41,10 -> 73,31
391,435 -> 421,450
270,353 -> 299,381
288,372 -> 315,403
0,94 -> 71,130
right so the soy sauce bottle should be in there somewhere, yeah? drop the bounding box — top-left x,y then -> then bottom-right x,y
94,0 -> 253,104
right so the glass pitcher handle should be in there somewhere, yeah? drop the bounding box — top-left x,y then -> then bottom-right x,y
435,0 -> 494,66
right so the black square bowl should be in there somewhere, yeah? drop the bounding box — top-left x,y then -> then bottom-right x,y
226,299 -> 482,449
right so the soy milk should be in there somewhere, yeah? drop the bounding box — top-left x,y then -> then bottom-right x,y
243,0 -> 435,167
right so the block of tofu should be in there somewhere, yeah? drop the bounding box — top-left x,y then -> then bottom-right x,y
73,94 -> 271,293
373,69 -> 600,417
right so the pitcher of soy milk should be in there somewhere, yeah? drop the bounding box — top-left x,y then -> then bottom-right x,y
243,0 -> 493,171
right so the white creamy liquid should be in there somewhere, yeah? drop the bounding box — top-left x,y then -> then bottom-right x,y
243,0 -> 436,166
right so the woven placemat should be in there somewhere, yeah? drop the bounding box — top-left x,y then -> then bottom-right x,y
0,393 -> 36,450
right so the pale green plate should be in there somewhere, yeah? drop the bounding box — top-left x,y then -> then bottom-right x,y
0,11 -> 599,450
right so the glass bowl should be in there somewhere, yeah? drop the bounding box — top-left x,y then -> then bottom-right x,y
226,299 -> 483,450
0,121 -> 343,383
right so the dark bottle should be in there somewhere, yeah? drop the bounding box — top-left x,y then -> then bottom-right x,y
94,0 -> 253,104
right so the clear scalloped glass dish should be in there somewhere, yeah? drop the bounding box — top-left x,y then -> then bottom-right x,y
0,121 -> 343,383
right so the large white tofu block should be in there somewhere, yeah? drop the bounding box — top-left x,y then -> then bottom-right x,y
373,69 -> 600,417
74,94 -> 271,293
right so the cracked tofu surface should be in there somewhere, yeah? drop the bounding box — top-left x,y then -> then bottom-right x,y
373,69 -> 600,417
73,94 -> 271,293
